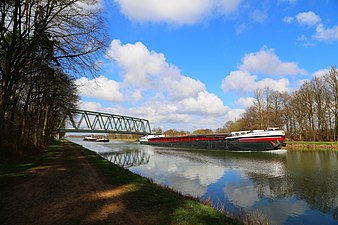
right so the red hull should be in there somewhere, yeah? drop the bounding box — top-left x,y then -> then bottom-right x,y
148,135 -> 227,143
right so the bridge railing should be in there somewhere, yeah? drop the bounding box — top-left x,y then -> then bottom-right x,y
58,109 -> 151,134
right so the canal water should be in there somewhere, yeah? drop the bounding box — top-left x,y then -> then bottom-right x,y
69,139 -> 338,225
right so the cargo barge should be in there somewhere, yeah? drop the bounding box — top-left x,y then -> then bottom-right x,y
140,128 -> 286,151
83,136 -> 110,142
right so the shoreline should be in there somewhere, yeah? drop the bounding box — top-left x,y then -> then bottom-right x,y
285,141 -> 338,151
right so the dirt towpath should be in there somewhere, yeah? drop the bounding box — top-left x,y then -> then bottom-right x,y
0,143 -> 145,225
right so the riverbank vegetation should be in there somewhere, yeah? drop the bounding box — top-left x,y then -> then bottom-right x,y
285,141 -> 338,151
0,1 -> 106,156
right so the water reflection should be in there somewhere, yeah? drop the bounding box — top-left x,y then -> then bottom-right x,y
132,148 -> 226,197
286,151 -> 338,220
100,151 -> 150,168
69,138 -> 338,225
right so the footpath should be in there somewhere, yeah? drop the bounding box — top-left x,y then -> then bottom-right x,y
0,141 -> 240,225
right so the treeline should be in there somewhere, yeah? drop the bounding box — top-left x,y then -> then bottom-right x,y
226,66 -> 338,141
0,1 -> 105,155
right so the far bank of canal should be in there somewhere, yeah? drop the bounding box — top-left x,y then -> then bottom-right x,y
286,141 -> 338,150
70,138 -> 338,225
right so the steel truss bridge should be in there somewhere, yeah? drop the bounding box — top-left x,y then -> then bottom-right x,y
58,109 -> 151,135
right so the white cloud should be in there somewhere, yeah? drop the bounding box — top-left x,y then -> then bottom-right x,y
256,78 -> 289,92
284,11 -> 338,43
107,40 -> 205,100
221,48 -> 295,94
132,89 -> 143,101
75,76 -> 123,102
235,97 -> 255,108
224,109 -> 246,122
239,47 -> 307,75
221,70 -> 290,93
283,16 -> 294,24
77,101 -> 103,112
114,0 -> 242,25
283,11 -> 321,27
295,11 -> 321,27
107,40 -> 165,88
312,68 -> 329,78
127,101 -> 191,124
162,70 -> 206,100
115,0 -> 211,25
221,70 -> 257,93
179,91 -> 229,115
314,24 -> 338,41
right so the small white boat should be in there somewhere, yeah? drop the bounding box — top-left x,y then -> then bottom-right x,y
139,134 -> 165,143
83,136 -> 97,141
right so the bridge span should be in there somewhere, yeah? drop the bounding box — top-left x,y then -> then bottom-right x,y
58,109 -> 151,135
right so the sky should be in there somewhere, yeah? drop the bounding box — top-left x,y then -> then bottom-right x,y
75,0 -> 338,131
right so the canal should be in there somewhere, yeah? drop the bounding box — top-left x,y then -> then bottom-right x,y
69,139 -> 338,225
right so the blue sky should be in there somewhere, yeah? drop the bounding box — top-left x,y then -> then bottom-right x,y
76,0 -> 338,131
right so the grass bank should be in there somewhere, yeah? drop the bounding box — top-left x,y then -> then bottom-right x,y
0,142 -> 60,190
0,140 -> 243,225
285,141 -> 338,151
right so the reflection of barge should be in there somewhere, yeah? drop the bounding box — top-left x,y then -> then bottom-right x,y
140,128 -> 286,151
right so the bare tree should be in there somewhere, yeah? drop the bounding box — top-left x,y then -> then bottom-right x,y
325,66 -> 338,141
253,89 -> 264,129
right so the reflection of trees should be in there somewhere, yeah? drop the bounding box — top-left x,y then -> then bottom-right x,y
100,151 -> 151,168
245,151 -> 338,218
285,151 -> 338,218
246,172 -> 294,199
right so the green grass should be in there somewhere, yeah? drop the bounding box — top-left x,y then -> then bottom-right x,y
0,141 -> 60,190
